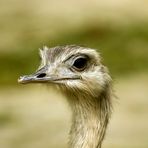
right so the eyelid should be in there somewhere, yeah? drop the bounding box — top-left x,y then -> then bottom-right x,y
63,54 -> 90,72
63,54 -> 88,63
71,55 -> 88,65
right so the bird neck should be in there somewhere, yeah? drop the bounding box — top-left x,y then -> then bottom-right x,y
66,89 -> 112,148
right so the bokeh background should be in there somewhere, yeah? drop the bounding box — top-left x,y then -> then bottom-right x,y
0,0 -> 148,148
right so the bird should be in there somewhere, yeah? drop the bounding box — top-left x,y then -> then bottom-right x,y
18,45 -> 113,148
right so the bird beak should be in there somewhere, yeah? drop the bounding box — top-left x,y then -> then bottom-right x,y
18,73 -> 80,84
18,65 -> 56,84
18,73 -> 54,84
18,68 -> 80,84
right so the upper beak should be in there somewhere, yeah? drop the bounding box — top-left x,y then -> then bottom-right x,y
18,65 -> 58,84
18,73 -> 56,84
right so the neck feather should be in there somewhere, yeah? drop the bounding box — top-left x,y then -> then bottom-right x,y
65,86 -> 112,148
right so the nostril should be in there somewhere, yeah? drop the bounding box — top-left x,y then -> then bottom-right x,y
37,73 -> 46,78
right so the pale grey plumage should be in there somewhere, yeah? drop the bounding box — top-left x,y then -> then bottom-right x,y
18,45 -> 113,148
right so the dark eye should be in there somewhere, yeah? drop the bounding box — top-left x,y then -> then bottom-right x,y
72,57 -> 87,71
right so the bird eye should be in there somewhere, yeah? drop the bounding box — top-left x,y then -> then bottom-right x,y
72,57 -> 87,71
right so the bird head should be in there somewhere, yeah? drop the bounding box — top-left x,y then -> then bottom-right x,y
18,45 -> 111,97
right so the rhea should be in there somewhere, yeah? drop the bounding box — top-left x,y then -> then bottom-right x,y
18,45 -> 113,148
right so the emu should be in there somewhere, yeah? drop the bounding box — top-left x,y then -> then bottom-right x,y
18,45 -> 113,148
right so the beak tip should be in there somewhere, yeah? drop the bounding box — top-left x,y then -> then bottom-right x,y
18,77 -> 23,84
18,76 -> 27,84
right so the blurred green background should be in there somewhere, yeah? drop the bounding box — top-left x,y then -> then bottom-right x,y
0,0 -> 148,148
